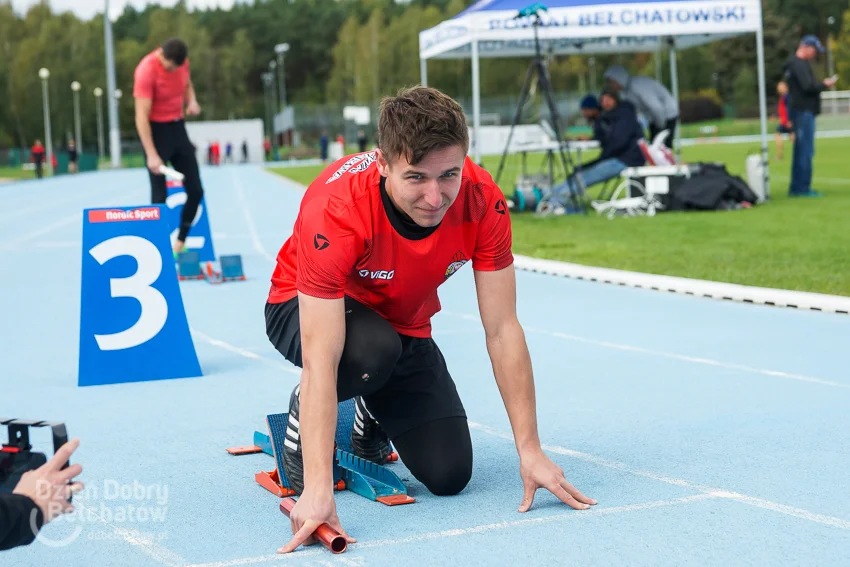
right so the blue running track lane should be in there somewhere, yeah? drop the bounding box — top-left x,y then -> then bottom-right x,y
1,165 -> 849,566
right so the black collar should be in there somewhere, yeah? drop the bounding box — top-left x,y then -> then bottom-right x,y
379,176 -> 439,241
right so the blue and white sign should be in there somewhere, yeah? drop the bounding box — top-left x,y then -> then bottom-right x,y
166,180 -> 216,263
78,205 -> 203,387
419,0 -> 762,59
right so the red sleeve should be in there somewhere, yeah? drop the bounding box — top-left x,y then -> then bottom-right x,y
472,183 -> 514,271
778,97 -> 788,124
295,196 -> 362,299
133,59 -> 154,99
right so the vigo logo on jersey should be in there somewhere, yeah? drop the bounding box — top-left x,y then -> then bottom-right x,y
359,269 -> 395,280
444,251 -> 469,279
325,151 -> 377,184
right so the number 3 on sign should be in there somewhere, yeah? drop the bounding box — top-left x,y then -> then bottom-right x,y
78,205 -> 201,387
89,235 -> 168,351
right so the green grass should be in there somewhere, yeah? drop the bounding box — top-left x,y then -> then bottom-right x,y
0,165 -> 38,180
269,137 -> 850,297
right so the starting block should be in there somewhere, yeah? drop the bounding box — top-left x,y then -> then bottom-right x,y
204,254 -> 246,284
226,398 -> 411,505
176,250 -> 204,280
176,252 -> 246,284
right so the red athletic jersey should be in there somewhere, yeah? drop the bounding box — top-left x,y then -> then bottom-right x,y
778,93 -> 790,126
133,50 -> 190,123
268,152 -> 514,338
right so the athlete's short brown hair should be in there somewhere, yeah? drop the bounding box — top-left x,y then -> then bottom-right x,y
377,86 -> 469,166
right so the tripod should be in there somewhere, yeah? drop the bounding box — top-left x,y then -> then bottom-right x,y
493,5 -> 585,213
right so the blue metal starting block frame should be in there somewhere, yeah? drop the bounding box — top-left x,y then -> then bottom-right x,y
176,252 -> 246,284
226,399 -> 413,505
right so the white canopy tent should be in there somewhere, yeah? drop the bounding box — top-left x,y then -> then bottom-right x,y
419,0 -> 770,197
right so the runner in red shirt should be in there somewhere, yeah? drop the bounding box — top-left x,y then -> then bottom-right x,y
265,86 -> 596,554
775,80 -> 796,160
133,38 -> 204,254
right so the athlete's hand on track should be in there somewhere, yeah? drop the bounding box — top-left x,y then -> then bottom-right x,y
278,488 -> 355,553
147,153 -> 164,174
517,447 -> 596,512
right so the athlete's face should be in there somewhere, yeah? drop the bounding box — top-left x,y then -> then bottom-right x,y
377,145 -> 466,228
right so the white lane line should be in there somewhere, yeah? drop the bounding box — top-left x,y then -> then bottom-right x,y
0,212 -> 81,250
441,312 -> 846,389
193,328 -> 850,533
191,329 -> 300,376
469,421 -> 850,531
183,495 -> 717,567
74,502 -> 187,567
231,169 -> 276,263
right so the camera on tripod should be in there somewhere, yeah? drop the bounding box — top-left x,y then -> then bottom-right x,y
0,418 -> 70,493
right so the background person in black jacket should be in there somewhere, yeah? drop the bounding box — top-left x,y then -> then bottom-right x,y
1,438 -> 82,551
547,89 -> 645,214
783,34 -> 836,197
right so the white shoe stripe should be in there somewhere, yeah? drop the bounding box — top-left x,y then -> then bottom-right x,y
284,438 -> 298,452
361,399 -> 376,420
286,427 -> 299,441
355,400 -> 363,419
353,423 -> 364,436
288,414 -> 299,429
354,415 -> 364,429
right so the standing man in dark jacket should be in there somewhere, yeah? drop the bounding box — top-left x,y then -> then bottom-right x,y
547,90 -> 645,214
784,35 -> 836,197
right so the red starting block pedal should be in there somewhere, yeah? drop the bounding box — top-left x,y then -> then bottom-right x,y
204,255 -> 246,284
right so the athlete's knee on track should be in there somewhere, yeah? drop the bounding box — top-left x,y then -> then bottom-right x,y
417,453 -> 472,496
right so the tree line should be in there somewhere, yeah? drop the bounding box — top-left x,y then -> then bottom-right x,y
0,0 -> 845,150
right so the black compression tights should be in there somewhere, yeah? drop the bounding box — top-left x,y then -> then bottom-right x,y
265,297 -> 473,496
392,417 -> 473,496
148,120 -> 204,243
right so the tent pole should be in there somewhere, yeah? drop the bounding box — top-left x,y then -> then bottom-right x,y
420,58 -> 428,87
668,39 -> 681,159
755,25 -> 771,200
471,39 -> 481,165
655,45 -> 662,83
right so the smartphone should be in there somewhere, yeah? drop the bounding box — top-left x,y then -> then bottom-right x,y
829,74 -> 839,82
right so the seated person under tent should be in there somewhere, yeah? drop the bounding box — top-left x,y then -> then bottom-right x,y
545,90 -> 645,214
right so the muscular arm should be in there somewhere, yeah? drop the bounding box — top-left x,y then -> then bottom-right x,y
474,265 -> 540,453
297,292 -> 346,492
134,98 -> 157,159
474,264 -> 595,512
185,78 -> 198,106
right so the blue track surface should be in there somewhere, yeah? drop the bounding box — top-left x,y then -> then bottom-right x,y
2,166 -> 849,567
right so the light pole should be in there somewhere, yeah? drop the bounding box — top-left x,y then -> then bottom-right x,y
268,61 -> 278,152
94,87 -> 105,159
114,89 -> 123,153
39,67 -> 54,176
274,42 -> 289,111
104,0 -> 121,167
71,81 -> 82,154
262,72 -> 273,140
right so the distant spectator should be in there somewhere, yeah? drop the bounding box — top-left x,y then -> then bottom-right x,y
357,129 -> 368,153
225,141 -> 233,163
30,140 -> 46,178
546,90 -> 645,214
774,80 -> 794,161
263,137 -> 272,160
67,140 -> 79,173
319,132 -> 329,161
241,140 -> 248,163
603,65 -> 679,144
783,34 -> 835,197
